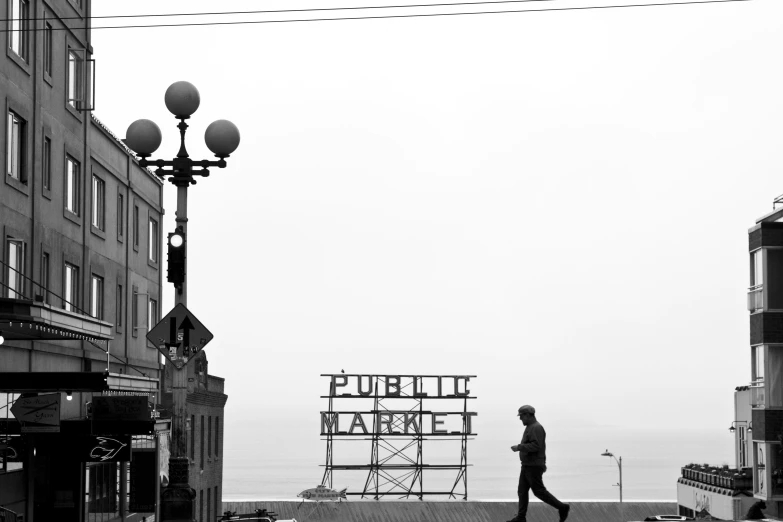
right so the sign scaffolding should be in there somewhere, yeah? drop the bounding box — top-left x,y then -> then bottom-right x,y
320,374 -> 477,500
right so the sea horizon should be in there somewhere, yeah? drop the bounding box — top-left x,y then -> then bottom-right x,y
222,426 -> 727,502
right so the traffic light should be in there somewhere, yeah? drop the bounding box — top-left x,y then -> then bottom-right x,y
167,227 -> 186,287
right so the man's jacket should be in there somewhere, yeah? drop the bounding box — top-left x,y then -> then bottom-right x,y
518,419 -> 547,466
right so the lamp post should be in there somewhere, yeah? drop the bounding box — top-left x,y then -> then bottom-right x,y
125,81 -> 239,522
601,449 -> 623,502
730,421 -> 751,469
729,420 -> 751,434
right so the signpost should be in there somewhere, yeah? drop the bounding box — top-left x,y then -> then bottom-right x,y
10,393 -> 61,432
147,303 -> 213,369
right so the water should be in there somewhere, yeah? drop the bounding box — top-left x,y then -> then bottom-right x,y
222,427 -> 731,501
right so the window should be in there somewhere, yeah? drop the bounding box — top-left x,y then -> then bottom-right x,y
199,490 -> 203,522
6,239 -> 23,298
6,111 -> 25,181
215,417 -> 219,459
200,415 -> 205,469
148,217 -> 158,262
68,50 -> 84,108
752,345 -> 766,408
117,194 -> 124,239
64,262 -> 78,311
8,0 -> 29,61
190,415 -> 195,461
214,487 -> 218,520
148,298 -> 157,330
208,416 -> 212,458
207,488 -> 211,522
739,426 -> 748,469
65,156 -> 80,215
90,275 -> 103,319
40,252 -> 49,303
133,204 -> 139,248
42,136 -> 51,190
131,287 -> 138,337
43,22 -> 52,75
755,442 -> 766,495
116,284 -> 122,330
92,175 -> 105,230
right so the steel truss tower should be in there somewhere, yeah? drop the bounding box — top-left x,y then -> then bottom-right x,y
320,374 -> 476,500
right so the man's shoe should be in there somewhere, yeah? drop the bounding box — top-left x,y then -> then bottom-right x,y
559,504 -> 570,522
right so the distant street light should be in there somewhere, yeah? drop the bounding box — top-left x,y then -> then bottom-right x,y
729,421 -> 751,434
601,449 -> 623,503
125,80 -> 239,522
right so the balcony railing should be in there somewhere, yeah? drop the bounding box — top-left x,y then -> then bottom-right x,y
681,464 -> 752,490
749,285 -> 764,312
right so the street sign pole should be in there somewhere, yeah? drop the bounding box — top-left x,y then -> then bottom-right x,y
162,180 -> 194,521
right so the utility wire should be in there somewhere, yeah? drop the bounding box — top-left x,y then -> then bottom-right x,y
2,0 -> 557,22
0,0 -> 753,32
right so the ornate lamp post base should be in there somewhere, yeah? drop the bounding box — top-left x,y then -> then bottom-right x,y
160,457 -> 196,522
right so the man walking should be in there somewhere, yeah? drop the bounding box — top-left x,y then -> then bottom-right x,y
508,405 -> 569,522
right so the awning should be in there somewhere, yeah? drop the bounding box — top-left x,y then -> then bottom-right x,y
0,297 -> 114,342
0,372 -> 109,392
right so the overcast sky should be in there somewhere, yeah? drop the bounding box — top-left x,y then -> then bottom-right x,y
92,0 -> 782,496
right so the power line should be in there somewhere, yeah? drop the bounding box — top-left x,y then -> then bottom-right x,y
0,0 -> 753,32
5,0 -> 558,23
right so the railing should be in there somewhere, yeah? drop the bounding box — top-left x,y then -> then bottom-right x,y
749,285 -> 764,312
0,505 -> 23,522
681,465 -> 753,490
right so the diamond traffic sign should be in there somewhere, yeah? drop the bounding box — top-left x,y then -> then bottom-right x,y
147,303 -> 213,369
11,393 -> 61,431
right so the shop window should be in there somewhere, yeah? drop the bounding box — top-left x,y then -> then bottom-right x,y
0,393 -> 22,473
85,462 -> 120,519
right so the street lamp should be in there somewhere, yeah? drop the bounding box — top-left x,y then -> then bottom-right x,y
124,81 -> 239,522
729,421 -> 751,434
601,449 -> 623,503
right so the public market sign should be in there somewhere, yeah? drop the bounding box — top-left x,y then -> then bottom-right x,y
320,374 -> 477,436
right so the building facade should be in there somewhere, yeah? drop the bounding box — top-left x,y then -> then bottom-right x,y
163,351 -> 227,522
0,0 -> 167,520
675,202 -> 783,520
